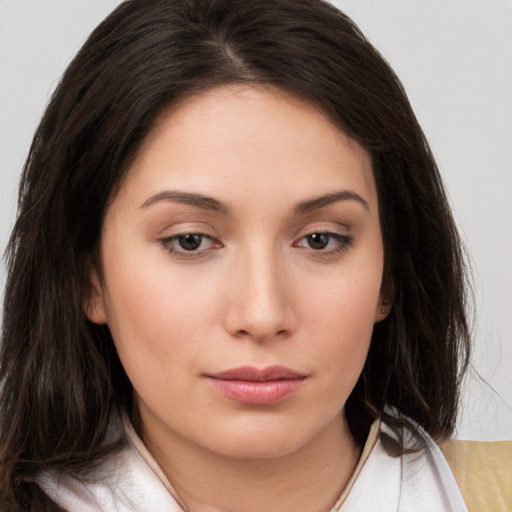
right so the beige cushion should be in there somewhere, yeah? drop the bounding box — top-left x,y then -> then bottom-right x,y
439,439 -> 512,512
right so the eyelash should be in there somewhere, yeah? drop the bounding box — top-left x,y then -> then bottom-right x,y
160,232 -> 220,258
294,232 -> 353,255
159,231 -> 353,259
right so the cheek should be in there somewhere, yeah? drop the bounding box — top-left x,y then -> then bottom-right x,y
101,268 -> 219,410
301,265 -> 381,333
100,246 -> 223,365
298,265 -> 381,379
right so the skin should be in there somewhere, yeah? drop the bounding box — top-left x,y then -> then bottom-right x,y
86,85 -> 389,512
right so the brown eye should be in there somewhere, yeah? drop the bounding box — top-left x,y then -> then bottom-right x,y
306,233 -> 330,250
160,232 -> 220,257
294,231 -> 353,254
177,234 -> 204,251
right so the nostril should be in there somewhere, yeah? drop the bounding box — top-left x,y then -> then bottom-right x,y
233,327 -> 290,342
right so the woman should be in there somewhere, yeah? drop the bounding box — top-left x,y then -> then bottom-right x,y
0,0 -> 471,510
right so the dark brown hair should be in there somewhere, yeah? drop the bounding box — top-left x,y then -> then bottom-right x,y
0,0 -> 471,509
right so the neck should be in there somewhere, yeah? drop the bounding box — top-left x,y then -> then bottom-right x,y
138,412 -> 362,512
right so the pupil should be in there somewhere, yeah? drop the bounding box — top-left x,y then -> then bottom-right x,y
179,234 -> 202,251
308,233 -> 329,249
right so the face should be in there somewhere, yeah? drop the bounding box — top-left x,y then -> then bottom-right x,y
86,85 -> 387,460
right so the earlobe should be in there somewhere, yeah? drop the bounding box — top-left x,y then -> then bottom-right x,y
83,268 -> 108,324
374,297 -> 392,323
374,279 -> 395,323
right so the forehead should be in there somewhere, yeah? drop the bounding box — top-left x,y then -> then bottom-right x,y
115,85 -> 377,212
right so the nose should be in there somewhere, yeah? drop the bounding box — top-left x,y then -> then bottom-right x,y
223,245 -> 296,342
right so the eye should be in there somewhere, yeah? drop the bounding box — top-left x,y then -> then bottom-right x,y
175,233 -> 207,251
294,232 -> 353,253
160,232 -> 221,256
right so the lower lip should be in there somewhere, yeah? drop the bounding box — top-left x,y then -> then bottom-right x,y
207,378 -> 304,405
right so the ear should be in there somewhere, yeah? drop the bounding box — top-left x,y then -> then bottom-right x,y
83,267 -> 108,324
374,279 -> 395,323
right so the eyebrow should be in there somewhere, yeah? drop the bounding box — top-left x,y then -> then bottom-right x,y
294,190 -> 370,214
140,191 -> 231,214
140,189 -> 369,215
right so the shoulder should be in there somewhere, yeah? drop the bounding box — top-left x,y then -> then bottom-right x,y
35,418 -> 181,512
440,438 -> 512,512
340,416 -> 469,512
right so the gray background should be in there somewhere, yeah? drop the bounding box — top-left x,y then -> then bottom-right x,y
1,0 -> 511,440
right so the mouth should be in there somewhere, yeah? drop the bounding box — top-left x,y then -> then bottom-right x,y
205,366 -> 306,405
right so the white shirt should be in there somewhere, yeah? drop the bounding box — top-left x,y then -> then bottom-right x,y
37,413 -> 468,512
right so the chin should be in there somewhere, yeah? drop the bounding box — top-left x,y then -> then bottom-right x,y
200,418 -> 323,460
212,437 -> 306,460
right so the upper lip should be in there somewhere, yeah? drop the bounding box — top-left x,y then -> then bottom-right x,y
207,365 -> 306,382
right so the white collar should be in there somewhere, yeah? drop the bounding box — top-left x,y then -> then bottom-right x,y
37,411 -> 468,512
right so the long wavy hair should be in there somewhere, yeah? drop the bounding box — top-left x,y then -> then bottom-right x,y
0,0 -> 471,509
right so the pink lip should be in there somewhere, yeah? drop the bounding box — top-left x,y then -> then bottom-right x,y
206,366 -> 306,405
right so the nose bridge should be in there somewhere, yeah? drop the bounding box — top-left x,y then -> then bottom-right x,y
225,240 -> 294,340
